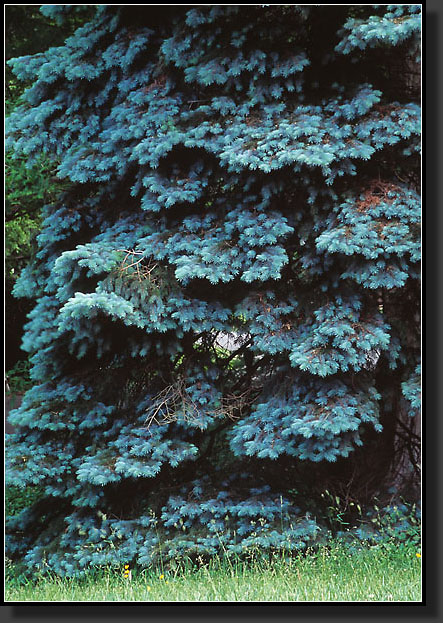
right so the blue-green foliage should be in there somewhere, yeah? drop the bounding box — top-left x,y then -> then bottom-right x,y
158,477 -> 321,557
6,5 -> 420,576
341,499 -> 421,548
230,376 -> 382,462
401,364 -> 421,418
336,5 -> 421,60
316,183 -> 420,289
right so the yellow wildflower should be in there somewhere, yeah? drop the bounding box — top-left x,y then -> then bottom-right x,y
159,573 -> 164,580
123,564 -> 131,580
416,552 -> 421,558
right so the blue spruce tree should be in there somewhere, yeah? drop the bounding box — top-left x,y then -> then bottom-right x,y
6,5 -> 420,576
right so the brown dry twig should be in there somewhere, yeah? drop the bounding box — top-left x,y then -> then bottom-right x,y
144,379 -> 257,430
116,249 -> 161,285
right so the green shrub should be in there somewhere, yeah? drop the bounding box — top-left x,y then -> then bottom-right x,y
6,359 -> 33,395
5,485 -> 45,517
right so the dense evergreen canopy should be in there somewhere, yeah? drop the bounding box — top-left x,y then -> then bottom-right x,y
6,5 -> 421,576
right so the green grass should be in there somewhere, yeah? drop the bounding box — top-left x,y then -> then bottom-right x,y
5,541 -> 421,602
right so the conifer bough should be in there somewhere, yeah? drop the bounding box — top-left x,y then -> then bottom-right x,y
6,5 -> 421,576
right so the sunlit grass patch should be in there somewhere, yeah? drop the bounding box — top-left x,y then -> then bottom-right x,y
5,540 -> 421,603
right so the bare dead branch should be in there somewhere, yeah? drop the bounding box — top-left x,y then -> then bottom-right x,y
143,377 -> 258,430
115,248 -> 162,285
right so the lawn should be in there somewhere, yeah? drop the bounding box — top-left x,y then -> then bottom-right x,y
5,540 -> 421,602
